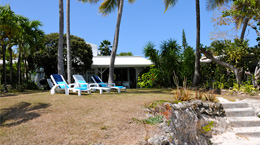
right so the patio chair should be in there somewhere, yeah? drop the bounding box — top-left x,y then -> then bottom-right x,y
91,75 -> 126,93
73,74 -> 110,94
50,74 -> 85,96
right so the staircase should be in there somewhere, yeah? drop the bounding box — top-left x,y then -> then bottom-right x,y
222,102 -> 260,137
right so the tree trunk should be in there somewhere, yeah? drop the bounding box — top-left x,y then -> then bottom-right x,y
2,45 -> 7,91
58,0 -> 65,77
66,0 -> 72,83
200,48 -> 243,85
8,46 -> 13,87
17,46 -> 22,86
108,0 -> 124,84
193,0 -> 200,86
240,17 -> 249,40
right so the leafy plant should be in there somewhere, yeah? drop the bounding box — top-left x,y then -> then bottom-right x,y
173,73 -> 192,101
195,90 -> 204,100
144,115 -> 163,125
204,91 -> 217,102
201,121 -> 214,134
137,66 -> 160,88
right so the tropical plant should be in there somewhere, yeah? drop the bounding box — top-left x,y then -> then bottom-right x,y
0,5 -> 18,91
117,52 -> 133,56
98,40 -> 112,56
164,0 -> 200,86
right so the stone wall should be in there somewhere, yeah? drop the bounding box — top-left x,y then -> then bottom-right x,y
147,100 -> 227,145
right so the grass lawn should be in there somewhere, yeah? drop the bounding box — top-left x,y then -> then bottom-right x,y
0,89 -> 174,144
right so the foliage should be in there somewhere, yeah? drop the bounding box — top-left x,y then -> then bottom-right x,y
143,39 -> 182,87
181,46 -> 195,85
201,121 -> 214,134
204,91 -> 217,102
98,40 -> 111,56
137,66 -> 160,88
117,52 -> 133,56
173,73 -> 192,101
31,33 -> 93,77
195,89 -> 204,100
233,82 -> 256,94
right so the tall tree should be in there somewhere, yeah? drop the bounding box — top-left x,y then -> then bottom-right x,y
79,0 -> 136,83
98,40 -> 112,56
192,0 -> 200,86
58,0 -> 65,77
0,5 -> 18,91
182,29 -> 188,50
66,0 -> 72,83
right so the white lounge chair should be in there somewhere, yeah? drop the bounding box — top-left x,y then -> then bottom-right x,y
50,74 -> 87,96
91,75 -> 126,93
73,75 -> 110,94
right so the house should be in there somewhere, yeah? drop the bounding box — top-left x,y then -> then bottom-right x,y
85,43 -> 153,88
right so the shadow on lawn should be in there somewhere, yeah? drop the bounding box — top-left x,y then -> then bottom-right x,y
127,89 -> 173,95
0,90 -> 49,98
0,102 -> 51,127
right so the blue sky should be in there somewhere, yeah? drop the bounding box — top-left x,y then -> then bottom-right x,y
0,0 -> 258,56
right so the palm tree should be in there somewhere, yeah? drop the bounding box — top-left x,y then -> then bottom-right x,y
98,40 -> 112,56
66,0 -> 72,83
206,0 -> 250,40
0,5 -> 18,91
163,0 -> 201,86
58,0 -> 65,77
192,0 -> 200,86
80,0 -> 135,83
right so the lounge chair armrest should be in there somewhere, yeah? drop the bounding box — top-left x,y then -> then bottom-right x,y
69,83 -> 76,88
79,83 -> 89,88
107,83 -> 115,87
99,83 -> 108,87
89,83 -> 99,87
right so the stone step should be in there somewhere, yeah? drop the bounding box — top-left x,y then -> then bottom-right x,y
228,117 -> 260,127
233,127 -> 260,138
225,108 -> 255,117
222,102 -> 248,109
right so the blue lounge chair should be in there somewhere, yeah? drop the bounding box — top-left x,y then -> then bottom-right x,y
91,75 -> 126,93
73,75 -> 110,94
50,74 -> 86,96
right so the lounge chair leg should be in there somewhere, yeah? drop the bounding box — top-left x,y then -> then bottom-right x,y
118,89 -> 121,93
125,88 -> 127,92
100,89 -> 103,94
51,88 -> 55,94
78,90 -> 81,96
88,90 -> 91,94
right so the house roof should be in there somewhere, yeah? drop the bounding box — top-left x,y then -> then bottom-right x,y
91,56 -> 153,68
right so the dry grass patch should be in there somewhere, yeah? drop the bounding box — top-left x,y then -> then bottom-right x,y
0,89 -> 174,144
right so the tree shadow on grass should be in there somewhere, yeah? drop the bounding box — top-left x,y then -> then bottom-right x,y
126,89 -> 173,95
0,102 -> 51,127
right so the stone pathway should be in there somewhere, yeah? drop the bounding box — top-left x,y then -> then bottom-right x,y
211,97 -> 260,145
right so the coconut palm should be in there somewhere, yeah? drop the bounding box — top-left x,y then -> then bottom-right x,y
207,0 -> 250,40
98,40 -> 112,56
164,0 -> 201,86
58,0 -> 65,77
0,5 -> 18,91
79,0 -> 136,83
67,0 -> 72,83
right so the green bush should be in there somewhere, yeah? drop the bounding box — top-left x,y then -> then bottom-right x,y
137,66 -> 160,88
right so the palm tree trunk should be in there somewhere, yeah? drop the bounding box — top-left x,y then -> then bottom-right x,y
8,46 -> 13,87
17,46 -> 22,86
66,0 -> 72,83
2,44 -> 7,91
193,0 -> 200,86
240,17 -> 249,40
58,0 -> 65,77
108,0 -> 124,84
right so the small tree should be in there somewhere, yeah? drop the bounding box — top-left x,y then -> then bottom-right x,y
117,52 -> 133,56
98,40 -> 111,56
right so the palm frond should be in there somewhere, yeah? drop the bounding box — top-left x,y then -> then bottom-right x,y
164,0 -> 178,13
206,0 -> 230,11
99,0 -> 118,16
78,0 -> 100,4
128,0 -> 135,4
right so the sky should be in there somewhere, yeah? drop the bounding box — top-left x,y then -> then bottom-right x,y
0,0 -> 258,56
